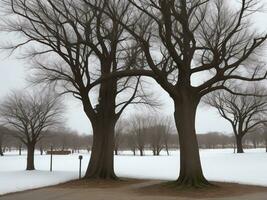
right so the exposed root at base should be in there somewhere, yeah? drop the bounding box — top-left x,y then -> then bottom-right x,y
167,177 -> 216,189
83,173 -> 119,181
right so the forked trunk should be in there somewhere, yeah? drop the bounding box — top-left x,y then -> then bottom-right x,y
26,143 -> 35,170
84,120 -> 117,179
174,96 -> 210,187
236,135 -> 244,153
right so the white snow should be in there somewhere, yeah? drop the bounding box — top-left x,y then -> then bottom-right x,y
0,148 -> 267,195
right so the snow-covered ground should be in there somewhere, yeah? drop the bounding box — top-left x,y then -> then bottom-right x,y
0,148 -> 267,195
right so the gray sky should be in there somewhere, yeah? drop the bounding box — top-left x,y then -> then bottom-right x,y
0,1 -> 267,135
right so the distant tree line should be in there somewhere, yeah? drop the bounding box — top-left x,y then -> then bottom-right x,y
1,121 -> 267,156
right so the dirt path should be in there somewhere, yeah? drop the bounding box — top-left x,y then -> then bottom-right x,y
1,179 -> 267,200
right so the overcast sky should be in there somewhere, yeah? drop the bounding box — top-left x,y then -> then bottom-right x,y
0,1 -> 267,135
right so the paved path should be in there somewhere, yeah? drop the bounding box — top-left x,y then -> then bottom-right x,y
1,181 -> 267,200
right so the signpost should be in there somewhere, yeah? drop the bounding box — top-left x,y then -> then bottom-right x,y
78,155 -> 83,179
50,146 -> 53,172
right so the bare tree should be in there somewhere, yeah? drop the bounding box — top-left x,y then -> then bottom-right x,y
114,120 -> 128,155
2,0 -> 267,186
1,0 -> 158,179
38,129 -> 93,153
245,129 -> 263,149
145,116 -> 174,156
124,133 -> 137,156
130,115 -> 148,156
162,116 -> 174,155
197,132 -> 229,149
205,87 -> 267,153
95,0 -> 267,186
0,91 -> 63,170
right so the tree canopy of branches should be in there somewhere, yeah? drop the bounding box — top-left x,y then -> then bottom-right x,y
1,0 -> 157,179
205,87 -> 267,153
0,91 -> 63,170
85,0 -> 267,186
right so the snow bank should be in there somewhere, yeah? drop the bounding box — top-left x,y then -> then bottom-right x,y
0,171 -> 76,195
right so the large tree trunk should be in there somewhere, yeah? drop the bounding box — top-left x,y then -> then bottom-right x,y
84,77 -> 118,180
26,143 -> 35,170
174,95 -> 210,187
84,120 -> 117,179
236,135 -> 244,153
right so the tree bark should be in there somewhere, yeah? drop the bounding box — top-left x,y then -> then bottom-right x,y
236,135 -> 244,153
174,94 -> 210,187
26,143 -> 35,170
83,75 -> 118,180
84,120 -> 117,179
